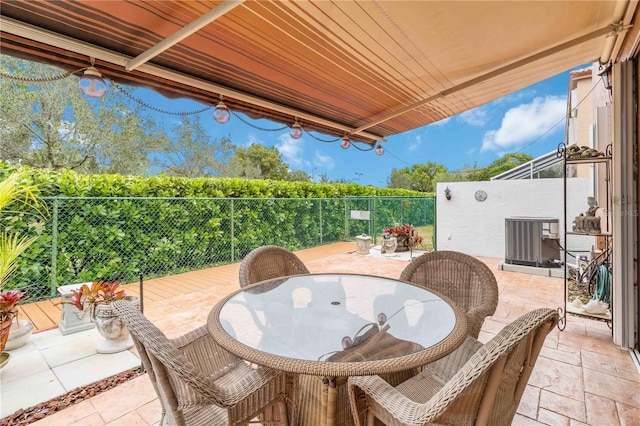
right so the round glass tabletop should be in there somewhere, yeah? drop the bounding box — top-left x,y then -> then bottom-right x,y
212,274 -> 463,368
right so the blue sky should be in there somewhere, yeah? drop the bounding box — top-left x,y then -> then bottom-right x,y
133,63 -> 592,187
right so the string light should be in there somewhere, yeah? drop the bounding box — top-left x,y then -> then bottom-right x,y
290,119 -> 302,139
213,97 -> 231,123
341,135 -> 351,149
2,60 -> 385,153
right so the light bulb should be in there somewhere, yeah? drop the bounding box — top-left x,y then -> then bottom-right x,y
213,101 -> 231,124
375,144 -> 384,155
290,122 -> 302,139
78,67 -> 107,98
341,136 -> 351,149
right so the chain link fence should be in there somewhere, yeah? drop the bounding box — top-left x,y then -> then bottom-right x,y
9,195 -> 435,302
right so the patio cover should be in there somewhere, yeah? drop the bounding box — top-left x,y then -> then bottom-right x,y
0,1 -> 637,145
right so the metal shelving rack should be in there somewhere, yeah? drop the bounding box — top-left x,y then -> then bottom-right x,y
557,143 -> 613,331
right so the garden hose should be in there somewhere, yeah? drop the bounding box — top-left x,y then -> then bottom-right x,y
593,265 -> 611,304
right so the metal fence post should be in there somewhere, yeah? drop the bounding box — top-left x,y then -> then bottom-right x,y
319,199 -> 323,245
344,198 -> 349,240
367,197 -> 372,237
50,198 -> 59,298
433,196 -> 438,250
230,198 -> 235,262
371,197 -> 376,245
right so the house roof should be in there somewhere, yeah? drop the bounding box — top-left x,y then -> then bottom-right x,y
1,1 -> 637,146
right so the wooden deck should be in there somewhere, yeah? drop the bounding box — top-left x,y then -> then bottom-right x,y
17,242 -> 357,333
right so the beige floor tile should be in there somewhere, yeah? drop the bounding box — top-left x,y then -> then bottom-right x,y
584,393 -> 620,425
135,399 -> 162,425
560,330 -> 624,358
67,412 -> 106,426
540,343 -> 581,366
583,369 -> 640,408
32,401 -> 98,426
569,420 -> 590,426
562,320 -> 588,336
537,408 -> 571,426
517,385 -> 540,419
581,349 -> 619,376
105,410 -> 149,425
528,357 -> 585,402
89,375 -> 157,423
617,401 -> 640,426
513,413 -> 547,425
539,390 -> 586,423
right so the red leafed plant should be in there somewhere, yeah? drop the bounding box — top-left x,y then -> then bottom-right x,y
60,280 -> 126,311
0,290 -> 24,320
383,224 -> 424,247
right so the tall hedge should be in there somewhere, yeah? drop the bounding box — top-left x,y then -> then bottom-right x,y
0,162 -> 432,300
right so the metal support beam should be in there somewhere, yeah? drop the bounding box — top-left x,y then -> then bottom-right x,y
126,0 -> 245,71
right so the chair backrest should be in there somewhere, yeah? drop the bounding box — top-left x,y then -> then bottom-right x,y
112,300 -> 231,425
399,250 -> 498,338
239,245 -> 310,288
427,308 -> 559,426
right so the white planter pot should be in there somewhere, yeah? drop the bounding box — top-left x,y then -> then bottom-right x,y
92,296 -> 140,354
5,320 -> 33,350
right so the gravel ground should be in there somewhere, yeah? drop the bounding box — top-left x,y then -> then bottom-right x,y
0,367 -> 144,426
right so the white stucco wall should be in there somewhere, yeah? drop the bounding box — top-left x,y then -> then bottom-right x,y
436,178 -> 594,259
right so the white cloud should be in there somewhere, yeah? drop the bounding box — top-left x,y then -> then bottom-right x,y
245,134 -> 260,147
458,108 -> 487,126
314,151 -> 335,170
408,134 -> 422,152
275,134 -> 304,167
481,95 -> 566,151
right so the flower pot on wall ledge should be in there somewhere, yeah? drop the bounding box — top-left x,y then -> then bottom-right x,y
394,235 -> 411,252
92,295 -> 140,354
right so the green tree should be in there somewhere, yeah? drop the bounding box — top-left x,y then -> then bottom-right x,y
285,170 -> 311,182
162,116 -> 235,177
0,55 -> 170,174
229,144 -> 289,180
389,162 -> 446,192
467,153 -> 533,181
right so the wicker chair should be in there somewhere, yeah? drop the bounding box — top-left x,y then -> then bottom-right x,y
348,308 -> 559,426
239,245 -> 310,288
399,250 -> 498,338
112,300 -> 289,426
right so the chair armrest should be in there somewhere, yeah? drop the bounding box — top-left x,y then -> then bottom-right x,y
210,361 -> 283,407
170,326 -> 284,407
172,326 -> 241,376
349,375 -> 424,426
465,307 -> 490,338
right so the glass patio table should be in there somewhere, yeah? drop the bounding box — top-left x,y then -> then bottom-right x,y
207,273 -> 467,426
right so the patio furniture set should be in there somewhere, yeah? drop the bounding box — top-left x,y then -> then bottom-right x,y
113,245 -> 558,426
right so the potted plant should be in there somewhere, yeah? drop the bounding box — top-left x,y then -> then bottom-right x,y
0,290 -> 24,367
0,172 -> 46,362
382,224 -> 424,252
60,280 -> 139,354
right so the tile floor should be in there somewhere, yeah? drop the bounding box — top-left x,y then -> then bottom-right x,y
0,327 -> 140,418
1,243 -> 638,425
